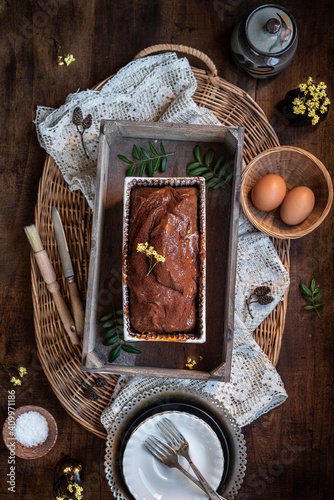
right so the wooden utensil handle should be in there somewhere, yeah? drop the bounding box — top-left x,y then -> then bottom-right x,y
48,282 -> 79,345
35,251 -> 79,345
68,280 -> 85,337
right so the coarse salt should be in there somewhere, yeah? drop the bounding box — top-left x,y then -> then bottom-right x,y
14,411 -> 49,447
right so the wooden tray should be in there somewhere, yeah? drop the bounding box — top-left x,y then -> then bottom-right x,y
82,121 -> 244,381
31,44 -> 290,439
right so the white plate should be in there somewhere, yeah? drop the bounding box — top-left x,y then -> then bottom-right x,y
122,411 -> 224,500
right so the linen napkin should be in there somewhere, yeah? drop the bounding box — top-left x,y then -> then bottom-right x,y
35,52 -> 219,210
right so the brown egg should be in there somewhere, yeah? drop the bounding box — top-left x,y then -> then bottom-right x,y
251,174 -> 286,211
280,186 -> 315,225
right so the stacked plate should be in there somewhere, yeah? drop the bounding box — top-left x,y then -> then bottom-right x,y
104,386 -> 247,500
121,405 -> 229,499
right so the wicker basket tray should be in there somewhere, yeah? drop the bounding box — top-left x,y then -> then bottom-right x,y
31,44 -> 290,440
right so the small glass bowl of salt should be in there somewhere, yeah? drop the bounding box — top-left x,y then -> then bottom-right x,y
2,406 -> 58,459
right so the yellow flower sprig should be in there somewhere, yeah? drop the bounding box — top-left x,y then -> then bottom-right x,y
292,77 -> 330,125
10,378 -> 21,386
54,39 -> 75,66
57,52 -> 76,66
184,349 -> 203,370
136,242 -> 165,276
67,482 -> 83,500
185,355 -> 197,369
1,365 -> 27,386
57,466 -> 84,500
56,481 -> 83,500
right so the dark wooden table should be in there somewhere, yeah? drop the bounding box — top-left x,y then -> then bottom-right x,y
1,1 -> 333,498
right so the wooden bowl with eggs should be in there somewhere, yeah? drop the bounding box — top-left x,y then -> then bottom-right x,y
241,146 -> 333,239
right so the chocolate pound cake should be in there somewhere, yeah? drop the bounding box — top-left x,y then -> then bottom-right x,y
127,185 -> 199,333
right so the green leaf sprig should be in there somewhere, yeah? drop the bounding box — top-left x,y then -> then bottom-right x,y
101,307 -> 141,363
301,278 -> 325,317
119,142 -> 175,177
187,145 -> 233,189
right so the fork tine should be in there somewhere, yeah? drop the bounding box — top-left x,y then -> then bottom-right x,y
145,435 -> 173,456
156,420 -> 180,446
143,441 -> 160,460
160,417 -> 185,443
143,439 -> 157,455
163,418 -> 185,437
143,437 -> 166,461
148,435 -> 170,450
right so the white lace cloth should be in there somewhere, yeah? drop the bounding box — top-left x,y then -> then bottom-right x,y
34,51 -> 289,428
34,52 -> 219,210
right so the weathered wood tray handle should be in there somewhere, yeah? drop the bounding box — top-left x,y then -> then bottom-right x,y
134,43 -> 218,77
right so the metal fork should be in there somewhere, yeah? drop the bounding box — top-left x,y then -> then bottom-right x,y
143,435 -> 208,493
157,417 -> 225,500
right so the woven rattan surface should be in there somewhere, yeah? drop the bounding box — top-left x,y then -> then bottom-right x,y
241,146 -> 333,239
31,44 -> 290,439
